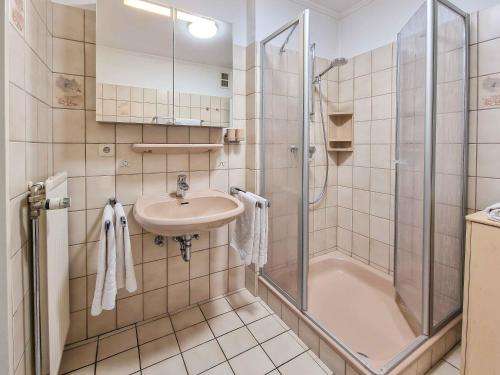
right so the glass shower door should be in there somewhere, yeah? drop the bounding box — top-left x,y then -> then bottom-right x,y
260,12 -> 310,307
395,3 -> 428,335
395,0 -> 468,336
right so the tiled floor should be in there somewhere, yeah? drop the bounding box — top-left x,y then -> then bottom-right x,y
426,344 -> 461,375
59,289 -> 331,375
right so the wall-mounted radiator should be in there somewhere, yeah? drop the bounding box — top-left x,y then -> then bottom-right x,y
29,172 -> 71,375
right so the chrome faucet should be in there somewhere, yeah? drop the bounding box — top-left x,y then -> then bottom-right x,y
176,174 -> 189,198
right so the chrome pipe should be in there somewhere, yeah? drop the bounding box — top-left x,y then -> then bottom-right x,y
31,217 -> 42,375
28,182 -> 44,375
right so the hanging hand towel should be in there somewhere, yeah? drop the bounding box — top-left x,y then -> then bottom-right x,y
230,192 -> 258,266
91,204 -> 116,316
247,192 -> 269,268
115,203 -> 137,293
484,203 -> 500,222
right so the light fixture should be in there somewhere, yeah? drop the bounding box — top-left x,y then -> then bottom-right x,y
177,10 -> 218,39
124,0 -> 171,17
188,21 -> 218,38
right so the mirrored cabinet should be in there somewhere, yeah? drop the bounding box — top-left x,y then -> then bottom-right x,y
96,0 -> 233,127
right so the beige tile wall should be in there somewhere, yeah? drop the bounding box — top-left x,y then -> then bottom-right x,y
48,4 -> 249,345
309,58 -> 339,257
244,40 -> 339,297
336,43 -> 397,274
8,0 -> 54,374
96,83 -> 231,127
468,4 -> 500,212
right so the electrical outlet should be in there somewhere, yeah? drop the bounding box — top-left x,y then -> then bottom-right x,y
99,144 -> 115,157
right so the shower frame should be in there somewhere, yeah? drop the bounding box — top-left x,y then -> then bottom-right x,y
259,10 -> 311,311
393,0 -> 469,339
259,1 -> 469,374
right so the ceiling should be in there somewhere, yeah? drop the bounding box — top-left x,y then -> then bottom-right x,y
291,0 -> 374,18
55,0 -> 375,19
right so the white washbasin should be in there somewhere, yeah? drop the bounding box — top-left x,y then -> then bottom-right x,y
133,190 -> 244,236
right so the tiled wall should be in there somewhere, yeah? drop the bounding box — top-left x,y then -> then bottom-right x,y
468,4 -> 500,212
244,39 -> 339,297
309,59 -> 339,258
95,83 -> 231,127
336,43 -> 397,274
8,0 -> 54,374
48,4 -> 249,345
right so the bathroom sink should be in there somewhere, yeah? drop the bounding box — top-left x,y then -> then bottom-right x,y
133,190 -> 244,236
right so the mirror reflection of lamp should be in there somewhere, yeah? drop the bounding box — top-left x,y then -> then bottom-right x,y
177,11 -> 218,39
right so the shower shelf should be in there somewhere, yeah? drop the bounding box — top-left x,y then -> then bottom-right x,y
327,112 -> 353,151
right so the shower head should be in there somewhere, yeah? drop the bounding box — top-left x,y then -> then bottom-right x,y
331,57 -> 348,67
313,57 -> 348,83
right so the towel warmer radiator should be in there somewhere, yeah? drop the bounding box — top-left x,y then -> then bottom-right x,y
28,173 -> 71,375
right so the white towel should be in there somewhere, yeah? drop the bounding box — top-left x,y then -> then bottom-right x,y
230,192 -> 258,266
115,203 -> 137,293
247,192 -> 269,268
484,203 -> 500,222
91,205 -> 117,316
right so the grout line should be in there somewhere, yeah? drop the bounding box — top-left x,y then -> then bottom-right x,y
198,299 -> 235,374
134,323 -> 142,371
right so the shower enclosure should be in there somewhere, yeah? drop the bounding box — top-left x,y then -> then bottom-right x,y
260,0 -> 468,374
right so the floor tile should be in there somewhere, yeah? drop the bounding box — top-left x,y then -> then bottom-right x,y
200,298 -> 233,319
141,354 -> 187,375
444,344 -> 461,369
247,315 -> 286,343
176,321 -> 215,351
235,302 -> 269,324
217,326 -> 258,359
60,340 -> 98,374
229,346 -> 275,375
426,360 -> 460,375
225,289 -> 256,309
96,347 -> 140,375
137,316 -> 174,345
278,351 -> 329,375
97,327 -> 137,361
308,350 -> 333,374
200,362 -> 233,375
261,331 -> 306,367
171,306 -> 205,331
60,288 -> 331,375
182,340 -> 226,375
208,311 -> 244,337
139,333 -> 180,368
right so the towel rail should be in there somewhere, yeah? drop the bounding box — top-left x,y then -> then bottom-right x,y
230,187 -> 271,208
106,198 -> 127,230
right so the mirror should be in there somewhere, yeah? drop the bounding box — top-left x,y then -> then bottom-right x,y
96,0 -> 233,127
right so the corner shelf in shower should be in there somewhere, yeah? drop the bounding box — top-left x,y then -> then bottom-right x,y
131,143 -> 223,154
327,112 -> 353,152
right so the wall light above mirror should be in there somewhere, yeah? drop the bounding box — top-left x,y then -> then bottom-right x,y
96,0 -> 233,127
